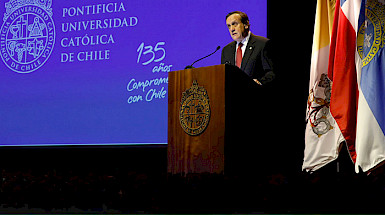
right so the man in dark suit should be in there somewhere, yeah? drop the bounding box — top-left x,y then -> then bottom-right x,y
221,11 -> 275,86
221,11 -> 279,178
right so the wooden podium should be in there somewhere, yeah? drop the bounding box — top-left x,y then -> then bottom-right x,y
167,64 -> 262,175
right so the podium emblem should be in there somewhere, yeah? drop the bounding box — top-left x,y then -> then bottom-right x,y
179,80 -> 211,136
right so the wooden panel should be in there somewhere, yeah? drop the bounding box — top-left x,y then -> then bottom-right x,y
168,65 -> 226,174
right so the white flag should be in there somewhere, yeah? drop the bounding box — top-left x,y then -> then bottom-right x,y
303,0 -> 345,172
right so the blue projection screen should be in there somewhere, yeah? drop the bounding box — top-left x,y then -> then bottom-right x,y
0,0 -> 266,146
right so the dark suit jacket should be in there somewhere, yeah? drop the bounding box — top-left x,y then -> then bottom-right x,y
221,33 -> 275,85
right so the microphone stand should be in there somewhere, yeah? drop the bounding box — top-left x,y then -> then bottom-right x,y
184,46 -> 221,69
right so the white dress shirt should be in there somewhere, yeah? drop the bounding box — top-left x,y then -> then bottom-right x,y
235,31 -> 251,65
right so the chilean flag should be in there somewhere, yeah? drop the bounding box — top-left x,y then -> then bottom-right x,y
328,0 -> 362,164
329,0 -> 385,173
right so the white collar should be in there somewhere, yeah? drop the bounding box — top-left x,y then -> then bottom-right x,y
237,31 -> 251,46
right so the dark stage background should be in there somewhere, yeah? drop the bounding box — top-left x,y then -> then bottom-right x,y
2,1 -> 385,213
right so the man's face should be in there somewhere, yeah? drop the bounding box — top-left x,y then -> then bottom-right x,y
226,13 -> 248,42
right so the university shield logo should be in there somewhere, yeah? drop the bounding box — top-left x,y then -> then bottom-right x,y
179,80 -> 211,136
0,0 -> 55,74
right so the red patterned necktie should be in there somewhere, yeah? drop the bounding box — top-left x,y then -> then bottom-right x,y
236,42 -> 243,68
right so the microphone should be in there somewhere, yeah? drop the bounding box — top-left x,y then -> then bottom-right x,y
184,46 -> 221,69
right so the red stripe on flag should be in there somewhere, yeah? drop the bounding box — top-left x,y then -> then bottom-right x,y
328,0 -> 358,162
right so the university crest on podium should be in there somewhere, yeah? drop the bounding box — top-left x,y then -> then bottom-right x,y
179,80 -> 211,136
